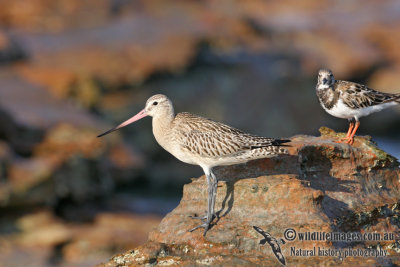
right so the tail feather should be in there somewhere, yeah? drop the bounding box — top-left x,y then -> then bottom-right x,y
250,139 -> 291,149
272,139 -> 291,147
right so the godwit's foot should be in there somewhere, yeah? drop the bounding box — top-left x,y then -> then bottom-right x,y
189,213 -> 217,222
189,214 -> 215,236
189,220 -> 212,236
189,214 -> 207,222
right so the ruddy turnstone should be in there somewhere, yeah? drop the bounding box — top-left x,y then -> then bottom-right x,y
316,69 -> 400,145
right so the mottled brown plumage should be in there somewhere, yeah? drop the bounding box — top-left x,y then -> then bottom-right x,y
316,69 -> 400,145
334,80 -> 400,109
172,112 -> 287,161
98,94 -> 289,236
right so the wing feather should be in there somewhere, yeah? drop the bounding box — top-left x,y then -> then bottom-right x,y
336,81 -> 398,109
174,113 -> 288,158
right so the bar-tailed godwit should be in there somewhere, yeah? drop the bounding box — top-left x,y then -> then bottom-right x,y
98,94 -> 290,235
316,69 -> 400,145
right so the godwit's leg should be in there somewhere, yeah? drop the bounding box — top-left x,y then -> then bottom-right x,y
189,170 -> 212,221
209,170 -> 218,219
189,214 -> 207,221
189,174 -> 210,221
189,168 -> 217,236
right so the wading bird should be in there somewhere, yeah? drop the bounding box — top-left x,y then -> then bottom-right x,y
98,94 -> 289,236
316,69 -> 400,145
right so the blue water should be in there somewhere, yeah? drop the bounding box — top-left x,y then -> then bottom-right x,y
374,138 -> 400,161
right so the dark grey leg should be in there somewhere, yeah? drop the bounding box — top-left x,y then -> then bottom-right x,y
189,168 -> 218,236
209,170 -> 218,220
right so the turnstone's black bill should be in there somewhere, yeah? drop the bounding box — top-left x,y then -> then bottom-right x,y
316,69 -> 400,145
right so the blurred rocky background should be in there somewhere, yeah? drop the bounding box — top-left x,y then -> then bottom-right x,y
0,0 -> 399,266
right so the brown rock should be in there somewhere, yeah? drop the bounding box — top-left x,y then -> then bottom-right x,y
16,210 -> 72,248
3,122 -> 112,207
63,213 -> 161,263
33,123 -> 106,160
107,143 -> 143,169
4,0 -> 400,139
0,0 -> 113,32
8,156 -> 59,195
0,71 -> 144,207
0,141 -> 12,205
0,70 -> 102,154
15,65 -> 76,99
368,65 -> 400,97
16,25 -> 200,91
100,128 -> 400,266
4,0 -> 400,91
0,209 -> 162,267
0,30 -> 26,63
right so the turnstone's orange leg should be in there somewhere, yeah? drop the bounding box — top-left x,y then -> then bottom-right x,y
336,121 -> 354,143
345,122 -> 355,138
346,121 -> 360,145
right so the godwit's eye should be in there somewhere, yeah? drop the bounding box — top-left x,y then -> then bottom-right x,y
153,101 -> 158,106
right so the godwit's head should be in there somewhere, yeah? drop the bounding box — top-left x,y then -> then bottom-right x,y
97,94 -> 173,137
317,69 -> 335,90
144,94 -> 174,117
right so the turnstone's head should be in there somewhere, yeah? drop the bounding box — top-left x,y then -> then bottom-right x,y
317,69 -> 335,89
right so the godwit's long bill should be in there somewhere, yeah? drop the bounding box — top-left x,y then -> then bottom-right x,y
98,94 -> 290,236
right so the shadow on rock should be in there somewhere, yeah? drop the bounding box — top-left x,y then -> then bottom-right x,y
214,154 -> 298,220
298,145 -> 358,193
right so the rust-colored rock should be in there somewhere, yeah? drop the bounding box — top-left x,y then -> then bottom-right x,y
0,30 -> 26,63
99,128 -> 400,266
16,210 -> 73,247
0,209 -> 162,267
62,213 -> 161,264
0,71 -> 144,208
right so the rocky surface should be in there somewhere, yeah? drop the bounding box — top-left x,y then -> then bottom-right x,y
99,128 -> 400,266
2,0 -> 400,136
0,0 -> 399,191
0,69 -> 144,208
0,1 -> 400,266
0,209 -> 161,267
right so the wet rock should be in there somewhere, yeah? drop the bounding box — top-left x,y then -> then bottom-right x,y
3,123 -> 143,208
0,0 -> 115,32
62,213 -> 161,264
2,0 -> 400,102
16,210 -> 72,247
368,65 -> 400,95
0,141 -> 12,204
0,209 -> 161,267
7,0 -> 397,98
100,128 -> 400,266
0,70 -> 102,154
1,0 -> 399,141
0,70 -> 144,208
0,30 -> 26,63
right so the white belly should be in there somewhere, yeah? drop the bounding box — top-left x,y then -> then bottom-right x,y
325,99 -> 397,120
167,148 -> 249,168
